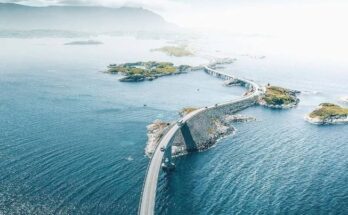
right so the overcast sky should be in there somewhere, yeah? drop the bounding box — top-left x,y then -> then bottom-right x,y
2,0 -> 348,40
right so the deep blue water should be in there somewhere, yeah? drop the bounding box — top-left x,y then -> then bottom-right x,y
0,36 -> 347,214
157,57 -> 348,215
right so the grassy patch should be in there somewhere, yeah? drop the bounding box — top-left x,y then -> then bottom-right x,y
107,61 -> 192,82
152,46 -> 193,57
108,61 -> 178,76
263,86 -> 296,105
309,103 -> 348,119
179,107 -> 198,116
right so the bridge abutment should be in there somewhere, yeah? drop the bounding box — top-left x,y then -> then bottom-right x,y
162,146 -> 175,171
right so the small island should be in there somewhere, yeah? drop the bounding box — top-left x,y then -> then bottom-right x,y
305,103 -> 348,125
64,40 -> 103,45
151,45 -> 194,57
259,85 -> 300,109
106,61 -> 191,82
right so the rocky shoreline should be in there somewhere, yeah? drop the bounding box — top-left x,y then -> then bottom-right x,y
106,61 -> 192,82
305,115 -> 348,125
145,120 -> 172,157
145,114 -> 255,157
258,85 -> 300,109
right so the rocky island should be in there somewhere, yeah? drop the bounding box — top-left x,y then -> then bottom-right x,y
259,85 -> 300,109
305,103 -> 348,125
151,45 -> 194,57
208,58 -> 237,69
106,61 -> 191,82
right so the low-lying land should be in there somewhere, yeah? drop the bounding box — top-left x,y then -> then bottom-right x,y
64,40 -> 103,45
106,61 -> 191,82
208,58 -> 237,69
179,107 -> 198,117
259,85 -> 300,109
151,45 -> 193,57
306,103 -> 348,125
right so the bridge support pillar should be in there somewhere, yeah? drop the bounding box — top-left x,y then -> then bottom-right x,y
162,146 -> 175,171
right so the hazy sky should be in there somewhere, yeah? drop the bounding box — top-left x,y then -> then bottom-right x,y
2,0 -> 348,39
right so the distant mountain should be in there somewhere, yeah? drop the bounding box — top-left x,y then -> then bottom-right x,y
0,3 -> 177,32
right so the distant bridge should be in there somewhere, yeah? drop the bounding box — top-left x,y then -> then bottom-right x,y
139,66 -> 264,215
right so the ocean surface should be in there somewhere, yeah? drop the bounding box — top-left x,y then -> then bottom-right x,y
0,34 -> 347,214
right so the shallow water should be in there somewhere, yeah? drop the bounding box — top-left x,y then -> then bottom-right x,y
0,35 -> 347,214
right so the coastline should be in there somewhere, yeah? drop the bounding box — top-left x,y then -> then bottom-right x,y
305,115 -> 348,125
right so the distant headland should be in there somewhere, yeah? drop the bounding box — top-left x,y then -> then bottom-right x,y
151,45 -> 194,57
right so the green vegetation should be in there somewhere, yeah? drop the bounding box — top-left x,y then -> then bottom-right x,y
152,46 -> 193,57
309,103 -> 348,120
179,107 -> 198,116
263,86 -> 297,106
107,61 -> 191,82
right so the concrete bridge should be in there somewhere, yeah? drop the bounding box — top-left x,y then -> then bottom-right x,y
139,66 -> 264,215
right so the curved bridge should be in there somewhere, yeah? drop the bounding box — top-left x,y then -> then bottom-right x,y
139,66 -> 264,215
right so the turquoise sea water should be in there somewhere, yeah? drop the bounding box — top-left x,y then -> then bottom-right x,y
0,35 -> 347,214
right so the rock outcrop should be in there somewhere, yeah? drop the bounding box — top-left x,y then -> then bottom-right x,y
224,114 -> 256,122
259,85 -> 300,109
339,96 -> 348,104
145,120 -> 172,157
